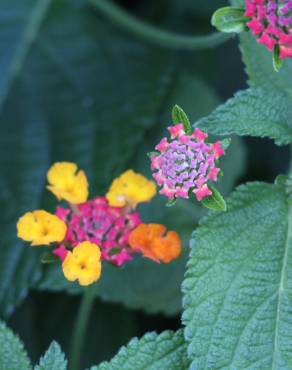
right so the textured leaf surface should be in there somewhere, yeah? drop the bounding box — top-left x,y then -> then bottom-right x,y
182,182 -> 292,369
34,342 -> 67,370
197,87 -> 292,145
0,321 -> 31,370
94,330 -> 189,370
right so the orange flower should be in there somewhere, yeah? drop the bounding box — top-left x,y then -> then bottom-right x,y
128,223 -> 181,263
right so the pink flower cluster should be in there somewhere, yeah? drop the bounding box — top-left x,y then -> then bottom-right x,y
245,0 -> 292,58
53,197 -> 141,266
151,124 -> 224,202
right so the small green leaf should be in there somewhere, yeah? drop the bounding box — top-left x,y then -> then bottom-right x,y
166,198 -> 177,207
211,6 -> 248,33
201,186 -> 227,212
220,137 -> 231,150
171,105 -> 191,134
272,45 -> 284,72
41,253 -> 60,264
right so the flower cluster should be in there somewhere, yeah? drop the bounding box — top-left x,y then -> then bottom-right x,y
55,197 -> 141,266
245,0 -> 292,59
151,124 -> 225,202
17,162 -> 182,286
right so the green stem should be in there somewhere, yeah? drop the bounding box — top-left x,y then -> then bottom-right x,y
89,0 -> 232,50
69,286 -> 95,370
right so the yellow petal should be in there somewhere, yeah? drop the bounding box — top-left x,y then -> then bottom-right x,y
47,162 -> 89,204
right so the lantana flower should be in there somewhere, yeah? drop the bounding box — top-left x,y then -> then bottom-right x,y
62,241 -> 102,286
17,162 -> 181,286
150,124 -> 225,202
129,223 -> 181,263
17,210 -> 67,246
106,169 -> 156,208
245,0 -> 292,59
47,162 -> 89,204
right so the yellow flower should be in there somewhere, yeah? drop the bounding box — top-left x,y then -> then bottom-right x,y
17,210 -> 67,246
106,169 -> 156,207
47,162 -> 88,204
62,241 -> 102,286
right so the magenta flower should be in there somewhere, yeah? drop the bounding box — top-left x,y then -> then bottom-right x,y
151,124 -> 225,202
54,197 -> 141,266
245,0 -> 292,59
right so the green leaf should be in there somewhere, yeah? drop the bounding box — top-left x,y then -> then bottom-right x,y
95,330 -> 189,370
272,45 -> 284,73
197,87 -> 292,145
201,186 -> 227,212
220,138 -> 231,151
0,321 -> 31,370
171,105 -> 192,134
34,342 -> 67,370
211,7 -> 247,33
182,182 -> 292,369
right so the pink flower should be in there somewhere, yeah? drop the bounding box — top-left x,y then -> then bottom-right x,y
150,124 -> 225,202
245,0 -> 292,59
193,185 -> 212,201
168,123 -> 184,138
54,197 -> 141,266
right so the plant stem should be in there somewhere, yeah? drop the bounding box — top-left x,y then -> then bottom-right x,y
69,286 -> 95,370
89,0 -> 232,50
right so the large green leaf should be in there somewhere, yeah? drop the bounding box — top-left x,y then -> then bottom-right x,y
34,342 -> 67,370
197,87 -> 292,145
0,321 -> 31,370
94,330 -> 189,370
182,182 -> 292,369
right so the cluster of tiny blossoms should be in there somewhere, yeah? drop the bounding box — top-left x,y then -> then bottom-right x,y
17,163 -> 182,286
245,0 -> 292,58
151,124 -> 224,202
